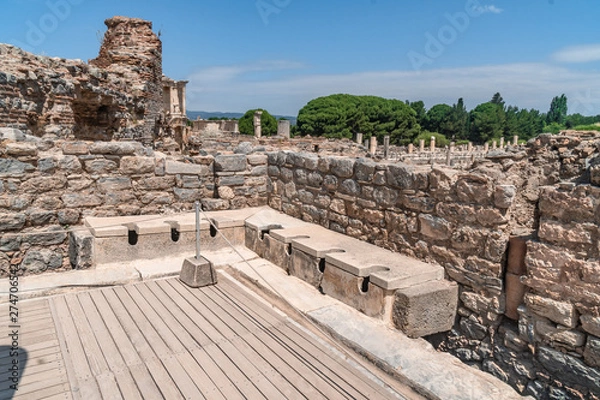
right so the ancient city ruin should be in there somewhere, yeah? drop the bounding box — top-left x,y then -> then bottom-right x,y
1,15 -> 600,400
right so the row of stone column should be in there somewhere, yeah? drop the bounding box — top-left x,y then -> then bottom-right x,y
253,111 -> 291,139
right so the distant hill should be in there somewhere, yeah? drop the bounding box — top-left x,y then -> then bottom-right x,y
187,111 -> 297,125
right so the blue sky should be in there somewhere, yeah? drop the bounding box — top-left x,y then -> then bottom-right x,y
1,0 -> 599,116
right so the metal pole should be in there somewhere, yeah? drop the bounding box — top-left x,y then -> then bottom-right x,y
195,201 -> 201,260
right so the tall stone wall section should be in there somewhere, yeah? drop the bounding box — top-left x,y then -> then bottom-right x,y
266,146 -> 600,399
0,17 -> 163,143
0,140 -> 267,276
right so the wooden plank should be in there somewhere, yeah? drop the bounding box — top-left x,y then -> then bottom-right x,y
0,339 -> 60,360
50,296 -> 102,400
2,376 -> 70,399
171,280 -> 335,399
215,278 -> 390,399
77,292 -> 142,400
3,362 -> 68,388
0,357 -> 64,382
9,382 -> 71,400
139,282 -> 228,400
153,280 -> 244,400
88,290 -> 163,400
120,284 -> 206,400
40,392 -> 73,400
188,284 -> 309,399
102,288 -> 183,399
107,287 -> 184,400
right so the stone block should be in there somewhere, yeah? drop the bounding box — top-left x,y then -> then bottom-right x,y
120,156 -> 155,174
525,293 -> 579,328
289,248 -> 324,288
214,155 -> 246,172
165,160 -> 210,175
584,336 -> 600,368
0,159 -> 35,176
331,157 -> 355,178
537,346 -> 600,394
535,318 -> 586,349
83,158 -> 117,174
180,256 -> 217,288
89,141 -> 141,155
97,177 -> 132,192
22,249 -> 63,273
69,228 -> 95,269
61,142 -> 89,155
321,263 -> 395,321
393,280 -> 458,338
6,142 -> 37,156
0,213 -> 26,231
494,185 -> 516,209
581,315 -> 600,337
418,214 -> 452,240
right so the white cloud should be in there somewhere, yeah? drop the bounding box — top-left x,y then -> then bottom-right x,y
552,44 -> 600,63
185,62 -> 600,116
476,5 -> 503,14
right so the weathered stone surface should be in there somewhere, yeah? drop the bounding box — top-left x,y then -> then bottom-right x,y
22,249 -> 63,273
23,226 -> 67,246
419,214 -> 452,240
180,256 -> 217,288
57,209 -> 80,225
83,158 -> 118,174
537,346 -> 600,394
61,193 -> 103,208
494,185 -> 516,209
89,141 -> 141,155
58,155 -> 83,173
393,280 -> 458,338
355,158 -> 376,182
214,155 -> 246,172
525,293 -> 579,328
0,213 -> 26,231
386,164 -> 428,191
535,318 -> 587,348
97,177 -> 132,192
538,219 -> 594,248
120,156 -> 155,174
28,210 -> 56,226
69,228 -> 94,269
584,336 -> 600,368
165,160 -> 210,175
0,159 -> 35,176
173,188 -> 201,202
581,315 -> 600,337
340,179 -> 360,196
329,158 -> 355,178
217,175 -> 245,186
456,174 -> 492,204
136,176 -> 175,191
6,142 -> 37,156
61,142 -> 89,155
218,186 -> 235,200
21,175 -> 68,193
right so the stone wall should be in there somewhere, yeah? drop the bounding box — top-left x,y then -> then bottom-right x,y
0,17 -> 163,143
265,133 -> 600,399
0,139 -> 267,276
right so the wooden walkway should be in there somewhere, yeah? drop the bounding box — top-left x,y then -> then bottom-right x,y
1,276 -> 405,399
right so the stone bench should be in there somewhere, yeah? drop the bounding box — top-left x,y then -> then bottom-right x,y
76,207 -> 264,266
244,208 -> 458,336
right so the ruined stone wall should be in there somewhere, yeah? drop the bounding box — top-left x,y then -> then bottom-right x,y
0,17 -> 163,143
0,139 -> 267,276
265,136 -> 600,399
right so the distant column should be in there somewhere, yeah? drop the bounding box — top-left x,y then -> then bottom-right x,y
492,140 -> 497,149
446,143 -> 454,166
430,136 -> 436,152
277,120 -> 291,139
233,121 -> 240,134
356,132 -> 363,144
364,139 -> 369,148
383,136 -> 390,159
419,139 -> 425,153
408,143 -> 414,154
499,137 -> 505,148
513,135 -> 519,146
253,111 -> 263,138
370,136 -> 378,155
468,142 -> 473,153
484,142 -> 489,153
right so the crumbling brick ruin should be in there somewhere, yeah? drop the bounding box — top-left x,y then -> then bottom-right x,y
1,16 -> 600,400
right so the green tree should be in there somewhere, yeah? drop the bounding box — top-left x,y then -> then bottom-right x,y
469,102 -> 505,143
408,100 -> 428,127
297,94 -> 420,144
425,104 -> 453,137
448,98 -> 469,140
239,109 -> 277,136
547,94 -> 568,125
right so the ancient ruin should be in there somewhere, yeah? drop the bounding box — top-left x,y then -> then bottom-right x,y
2,15 -> 600,400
